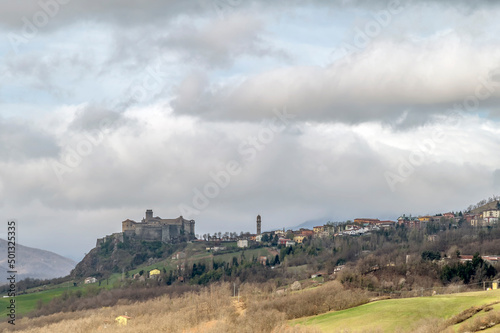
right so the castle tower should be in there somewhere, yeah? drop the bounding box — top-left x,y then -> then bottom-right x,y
257,215 -> 261,235
145,209 -> 153,221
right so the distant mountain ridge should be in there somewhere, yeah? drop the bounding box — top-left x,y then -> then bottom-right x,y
0,239 -> 76,283
287,218 -> 334,231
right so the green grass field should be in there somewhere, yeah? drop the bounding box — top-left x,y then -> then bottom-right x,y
292,289 -> 500,332
0,287 -> 71,317
213,247 -> 273,262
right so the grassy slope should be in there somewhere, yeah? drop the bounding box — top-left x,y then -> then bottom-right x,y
1,287 -> 72,317
0,245 -> 273,318
125,247 -> 273,276
292,289 -> 500,332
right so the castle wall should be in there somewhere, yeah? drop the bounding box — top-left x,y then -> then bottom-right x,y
96,237 -> 104,247
134,225 -> 163,241
124,230 -> 135,238
122,220 -> 138,232
96,232 -> 124,247
182,220 -> 195,235
171,224 -> 181,239
161,226 -> 170,242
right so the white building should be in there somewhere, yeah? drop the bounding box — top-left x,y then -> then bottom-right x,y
237,239 -> 249,248
85,277 -> 97,284
483,210 -> 500,225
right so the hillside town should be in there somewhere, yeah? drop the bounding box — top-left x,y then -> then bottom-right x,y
199,201 -> 500,249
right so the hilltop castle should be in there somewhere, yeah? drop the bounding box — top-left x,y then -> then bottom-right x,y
122,209 -> 195,242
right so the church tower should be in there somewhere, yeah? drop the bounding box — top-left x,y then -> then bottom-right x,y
257,215 -> 261,235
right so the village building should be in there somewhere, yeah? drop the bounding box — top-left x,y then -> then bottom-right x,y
471,214 -> 483,227
293,235 -> 306,243
84,277 -> 97,284
313,226 -> 325,233
398,214 -> 425,228
376,220 -> 397,229
278,238 -> 295,246
299,229 -> 314,237
443,212 -> 455,219
483,210 -> 500,225
237,239 -> 249,248
354,218 -> 380,225
274,229 -> 286,237
471,210 -> 500,227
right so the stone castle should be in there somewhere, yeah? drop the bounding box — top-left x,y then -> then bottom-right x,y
121,209 -> 195,242
96,210 -> 195,247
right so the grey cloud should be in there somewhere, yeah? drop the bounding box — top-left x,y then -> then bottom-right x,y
171,37 -> 500,124
2,1 -> 496,34
69,105 -> 124,132
0,118 -> 60,161
4,51 -> 95,98
2,110 -> 498,259
172,71 -> 210,114
100,13 -> 288,76
0,1 -> 206,30
159,15 -> 284,68
1,1 -> 496,26
493,169 -> 500,189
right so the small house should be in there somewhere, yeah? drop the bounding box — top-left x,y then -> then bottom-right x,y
237,239 -> 248,248
85,277 -> 97,284
278,238 -> 291,246
313,226 -> 325,233
293,235 -> 306,243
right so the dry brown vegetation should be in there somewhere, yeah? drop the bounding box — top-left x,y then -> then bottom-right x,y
250,281 -> 370,320
458,309 -> 500,332
402,302 -> 500,333
2,282 -> 369,332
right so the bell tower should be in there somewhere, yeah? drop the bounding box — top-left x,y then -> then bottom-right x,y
257,215 -> 261,235
145,209 -> 153,221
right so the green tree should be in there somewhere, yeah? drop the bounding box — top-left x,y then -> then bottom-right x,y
421,251 -> 441,261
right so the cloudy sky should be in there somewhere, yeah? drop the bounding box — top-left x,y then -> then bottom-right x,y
1,0 -> 500,261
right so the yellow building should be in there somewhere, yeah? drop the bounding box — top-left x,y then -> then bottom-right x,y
149,269 -> 161,277
313,226 -> 324,233
293,235 -> 306,244
418,216 -> 433,222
